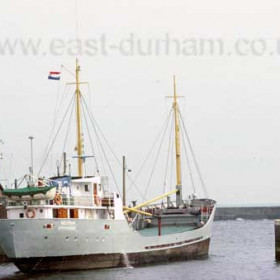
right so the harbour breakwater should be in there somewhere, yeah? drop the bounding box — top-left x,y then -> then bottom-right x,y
215,206 -> 280,221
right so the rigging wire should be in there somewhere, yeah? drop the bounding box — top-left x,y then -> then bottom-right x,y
59,96 -> 76,169
37,94 -> 76,176
82,96 -> 147,199
87,83 -> 93,112
41,80 -> 69,169
90,120 -> 121,194
81,97 -> 107,175
81,98 -> 99,173
95,131 -> 107,177
82,99 -> 176,202
179,116 -> 196,194
81,96 -> 121,195
127,108 -> 173,195
142,109 -> 173,201
82,98 -> 153,200
169,127 -> 174,194
61,65 -> 75,78
163,113 -> 174,194
81,98 -> 121,164
16,175 -> 27,188
178,109 -> 209,198
53,66 -> 65,119
83,82 -> 99,173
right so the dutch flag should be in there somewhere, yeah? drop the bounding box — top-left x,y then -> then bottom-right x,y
48,71 -> 61,80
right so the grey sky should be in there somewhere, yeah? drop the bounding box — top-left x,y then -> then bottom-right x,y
0,0 -> 280,205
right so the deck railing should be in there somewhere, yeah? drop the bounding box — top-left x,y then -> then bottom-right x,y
7,195 -> 115,208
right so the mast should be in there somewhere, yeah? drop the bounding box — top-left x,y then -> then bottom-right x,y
28,136 -> 34,185
75,58 -> 83,176
122,156 -> 126,206
63,152 -> 67,176
173,76 -> 182,207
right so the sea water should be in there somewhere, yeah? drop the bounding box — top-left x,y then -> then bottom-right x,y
0,220 -> 279,280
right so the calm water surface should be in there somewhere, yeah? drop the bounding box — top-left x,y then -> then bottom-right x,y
0,220 -> 279,280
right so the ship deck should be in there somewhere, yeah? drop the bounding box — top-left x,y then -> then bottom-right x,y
137,225 -> 197,237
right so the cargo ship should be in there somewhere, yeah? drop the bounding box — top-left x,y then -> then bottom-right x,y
0,60 -> 216,272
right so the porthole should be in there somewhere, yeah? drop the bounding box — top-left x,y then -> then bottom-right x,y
65,236 -> 69,241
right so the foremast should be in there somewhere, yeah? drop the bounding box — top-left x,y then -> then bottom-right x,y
75,58 -> 83,177
173,76 -> 182,207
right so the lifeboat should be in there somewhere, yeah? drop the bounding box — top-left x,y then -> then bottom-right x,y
3,185 -> 56,201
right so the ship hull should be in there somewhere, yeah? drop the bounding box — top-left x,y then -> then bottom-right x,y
13,238 -> 210,272
0,206 -> 215,273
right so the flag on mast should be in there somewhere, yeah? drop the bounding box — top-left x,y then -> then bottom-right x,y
48,71 -> 61,80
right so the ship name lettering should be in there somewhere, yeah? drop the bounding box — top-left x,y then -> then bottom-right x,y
58,226 -> 76,231
60,221 -> 76,226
